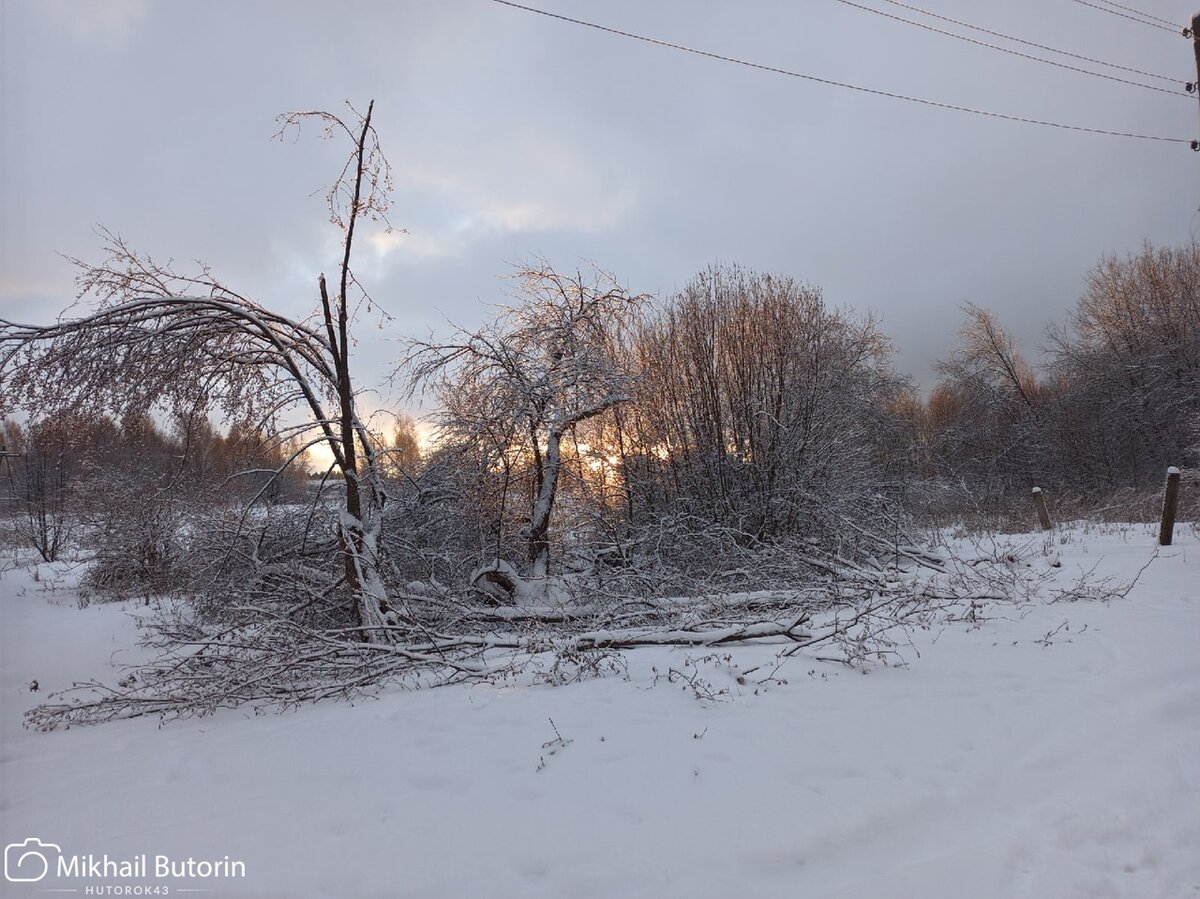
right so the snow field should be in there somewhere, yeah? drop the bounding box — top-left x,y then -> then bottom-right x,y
1,525 -> 1197,898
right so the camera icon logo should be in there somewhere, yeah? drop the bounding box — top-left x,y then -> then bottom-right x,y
5,838 -> 60,882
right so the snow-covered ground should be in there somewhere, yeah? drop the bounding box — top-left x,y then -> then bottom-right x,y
2,525 -> 1198,898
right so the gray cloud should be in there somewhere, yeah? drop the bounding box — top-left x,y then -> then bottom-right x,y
1,0 -> 1193,392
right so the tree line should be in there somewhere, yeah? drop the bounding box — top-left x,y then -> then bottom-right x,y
917,243 -> 1198,518
4,244 -> 1195,590
386,244 -> 1196,593
1,411 -> 305,590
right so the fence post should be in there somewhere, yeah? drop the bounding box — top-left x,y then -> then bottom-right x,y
1159,467 -> 1181,547
1032,487 -> 1052,531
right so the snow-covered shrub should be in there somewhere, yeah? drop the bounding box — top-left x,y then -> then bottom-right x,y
79,473 -> 187,602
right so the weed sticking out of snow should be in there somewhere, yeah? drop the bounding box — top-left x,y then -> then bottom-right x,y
535,717 -> 574,772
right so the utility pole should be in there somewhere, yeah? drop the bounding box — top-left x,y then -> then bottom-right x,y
1193,13 -> 1200,142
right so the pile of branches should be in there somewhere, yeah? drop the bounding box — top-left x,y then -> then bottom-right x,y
25,520 -> 1039,731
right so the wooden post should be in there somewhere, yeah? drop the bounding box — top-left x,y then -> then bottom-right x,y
1032,487 -> 1052,531
1159,467 -> 1181,546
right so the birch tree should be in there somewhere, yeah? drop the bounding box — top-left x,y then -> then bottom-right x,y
1048,242 -> 1200,486
0,100 -> 398,640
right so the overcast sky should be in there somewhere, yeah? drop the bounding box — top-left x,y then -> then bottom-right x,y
2,0 -> 1196,407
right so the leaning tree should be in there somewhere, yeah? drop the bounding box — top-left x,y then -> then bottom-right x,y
0,100 -> 397,640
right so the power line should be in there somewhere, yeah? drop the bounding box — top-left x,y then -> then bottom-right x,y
489,0 -> 1195,146
832,0 -> 1188,98
1088,0 -> 1181,30
1065,0 -> 1182,34
874,0 -> 1182,84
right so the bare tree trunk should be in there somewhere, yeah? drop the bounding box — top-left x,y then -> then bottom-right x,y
529,430 -> 562,579
316,99 -> 393,640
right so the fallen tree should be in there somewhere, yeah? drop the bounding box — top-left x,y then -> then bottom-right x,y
23,529 -> 1048,729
